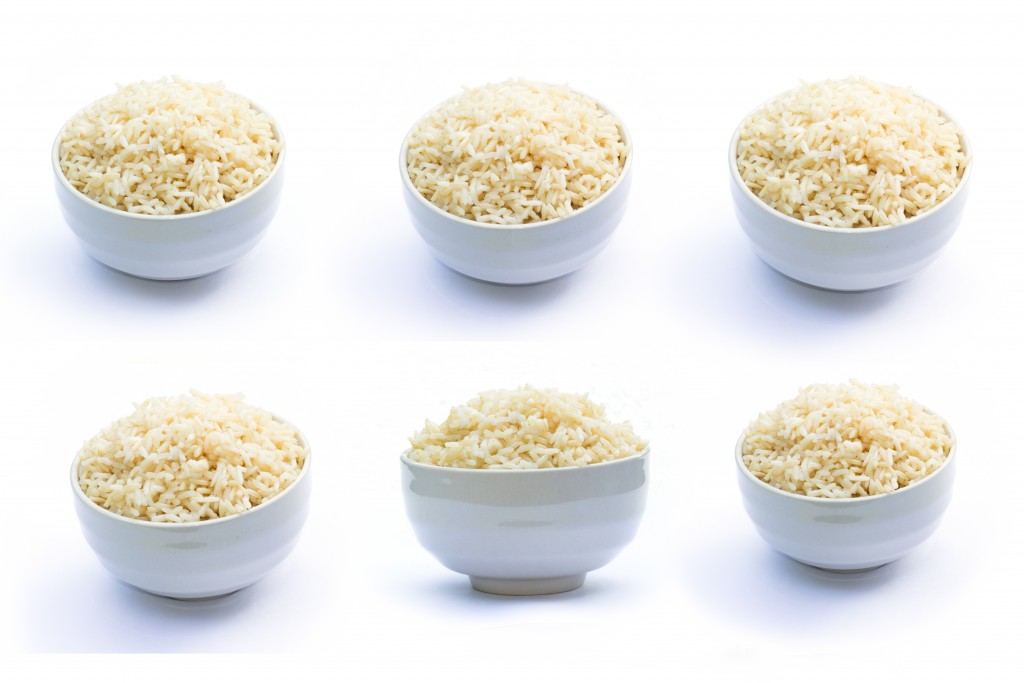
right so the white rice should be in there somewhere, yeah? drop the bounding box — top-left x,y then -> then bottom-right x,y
77,391 -> 307,522
59,77 -> 281,215
736,77 -> 968,228
406,79 -> 629,225
741,381 -> 952,498
406,386 -> 647,469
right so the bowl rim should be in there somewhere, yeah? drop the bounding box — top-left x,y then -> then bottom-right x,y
398,80 -> 633,231
727,81 -> 973,235
734,409 -> 956,504
52,89 -> 286,221
70,412 -> 311,528
400,445 -> 650,474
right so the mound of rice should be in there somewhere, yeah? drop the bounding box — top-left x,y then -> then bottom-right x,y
406,79 -> 629,225
59,77 -> 281,215
741,381 -> 952,498
406,386 -> 647,469
77,391 -> 307,522
736,77 -> 968,228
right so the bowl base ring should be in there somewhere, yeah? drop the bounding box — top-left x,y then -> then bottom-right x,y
469,573 -> 586,596
166,588 -> 245,601
798,560 -> 889,574
122,580 -> 247,601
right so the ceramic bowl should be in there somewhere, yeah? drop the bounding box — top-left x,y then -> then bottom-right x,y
52,101 -> 285,281
400,449 -> 650,595
735,423 -> 956,571
399,95 -> 633,285
728,98 -> 972,291
71,422 -> 311,599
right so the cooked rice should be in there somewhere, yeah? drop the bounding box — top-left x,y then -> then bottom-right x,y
59,77 -> 281,215
77,391 -> 307,522
741,381 -> 952,498
406,79 -> 629,225
406,386 -> 647,469
736,77 -> 968,228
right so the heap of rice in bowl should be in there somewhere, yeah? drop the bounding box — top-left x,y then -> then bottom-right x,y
59,77 -> 281,215
741,381 -> 952,498
406,79 -> 629,225
736,77 -> 968,228
406,386 -> 647,469
77,391 -> 307,522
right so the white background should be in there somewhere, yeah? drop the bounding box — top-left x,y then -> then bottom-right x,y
1,0 -> 1022,680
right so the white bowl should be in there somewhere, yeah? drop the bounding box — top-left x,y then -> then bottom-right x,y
728,100 -> 972,291
52,103 -> 285,281
399,96 -> 633,285
71,422 -> 311,599
735,425 -> 956,571
400,449 -> 649,595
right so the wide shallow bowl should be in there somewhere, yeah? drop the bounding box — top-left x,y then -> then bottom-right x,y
399,95 -> 633,285
400,449 -> 650,595
728,97 -> 972,291
52,101 -> 285,281
735,423 -> 956,571
71,422 -> 311,599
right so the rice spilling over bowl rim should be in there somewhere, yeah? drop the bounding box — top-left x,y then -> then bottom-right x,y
77,391 -> 307,522
736,77 -> 968,228
59,77 -> 281,215
741,381 -> 952,498
406,79 -> 629,225
406,386 -> 647,469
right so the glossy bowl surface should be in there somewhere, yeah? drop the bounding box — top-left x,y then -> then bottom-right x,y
401,449 -> 650,594
71,421 -> 311,599
400,93 -> 632,285
735,424 -> 956,571
52,100 -> 285,281
728,97 -> 972,291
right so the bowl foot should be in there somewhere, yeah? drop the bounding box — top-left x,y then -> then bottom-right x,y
123,581 -> 247,600
165,588 -> 244,601
470,573 -> 586,596
800,561 -> 889,574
